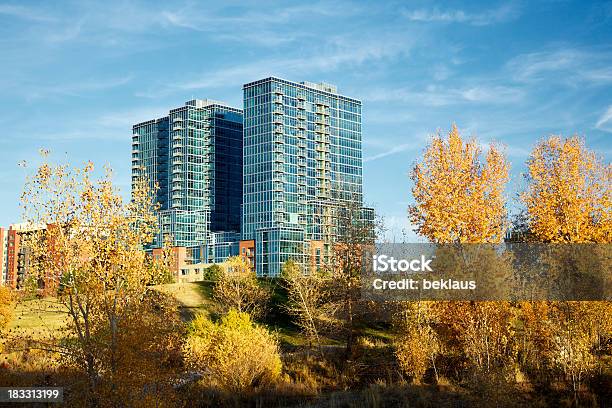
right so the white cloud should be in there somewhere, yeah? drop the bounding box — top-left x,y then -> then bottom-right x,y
403,3 -> 520,26
595,106 -> 612,132
0,4 -> 56,22
23,76 -> 133,100
506,48 -> 612,84
364,143 -> 416,162
138,35 -> 412,96
362,84 -> 524,106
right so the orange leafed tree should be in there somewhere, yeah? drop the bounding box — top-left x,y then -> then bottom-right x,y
409,124 -> 509,244
522,135 -> 611,243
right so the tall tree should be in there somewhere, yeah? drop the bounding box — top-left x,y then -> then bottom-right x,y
520,136 -> 611,403
281,260 -> 328,353
406,125 -> 514,381
213,256 -> 270,320
522,135 -> 611,243
20,153 -> 182,406
409,124 -> 509,243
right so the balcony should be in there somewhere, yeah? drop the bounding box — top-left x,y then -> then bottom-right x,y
273,116 -> 283,125
173,142 -> 183,149
274,125 -> 284,134
273,183 -> 283,192
173,134 -> 182,141
298,159 -> 307,167
172,167 -> 182,174
297,113 -> 306,121
172,177 -> 184,183
172,159 -> 183,166
274,147 -> 284,154
273,134 -> 284,144
131,164 -> 140,170
274,204 -> 285,212
315,125 -> 327,134
173,117 -> 183,123
172,125 -> 184,131
273,87 -> 284,95
297,141 -> 306,149
273,213 -> 285,223
273,96 -> 283,104
297,93 -> 306,100
316,107 -> 329,115
172,193 -> 184,200
132,139 -> 139,146
297,149 -> 306,158
273,165 -> 285,173
297,131 -> 307,139
297,122 -> 306,130
173,151 -> 184,157
132,148 -> 140,154
274,106 -> 284,115
172,184 -> 182,191
315,117 -> 327,125
274,155 -> 285,164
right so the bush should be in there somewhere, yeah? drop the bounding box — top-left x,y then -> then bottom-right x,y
183,309 -> 282,393
203,264 -> 223,282
0,286 -> 14,332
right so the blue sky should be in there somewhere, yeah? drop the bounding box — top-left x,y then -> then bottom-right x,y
0,0 -> 610,240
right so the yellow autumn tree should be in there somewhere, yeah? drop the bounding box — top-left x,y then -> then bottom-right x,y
0,286 -> 14,355
406,125 -> 514,379
522,135 -> 611,243
213,256 -> 271,320
410,124 -> 509,244
520,136 -> 611,402
19,152 -> 183,407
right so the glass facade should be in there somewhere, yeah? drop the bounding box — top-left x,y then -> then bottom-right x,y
242,77 -> 366,276
132,99 -> 243,248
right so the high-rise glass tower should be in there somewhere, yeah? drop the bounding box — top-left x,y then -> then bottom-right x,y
132,99 -> 243,248
241,77 -> 368,277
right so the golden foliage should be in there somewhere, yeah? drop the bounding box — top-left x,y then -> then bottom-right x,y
409,124 -> 509,243
395,302 -> 440,382
213,256 -> 270,319
522,135 -> 611,243
18,153 -> 181,405
183,309 -> 282,393
0,286 -> 13,332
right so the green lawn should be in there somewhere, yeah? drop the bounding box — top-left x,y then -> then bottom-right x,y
154,281 -> 220,320
9,297 -> 69,339
7,282 -> 340,349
